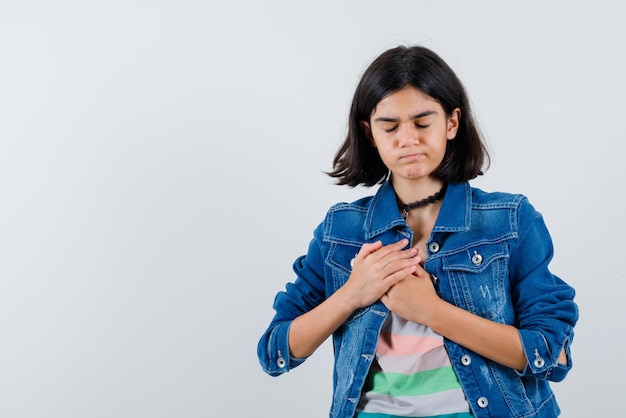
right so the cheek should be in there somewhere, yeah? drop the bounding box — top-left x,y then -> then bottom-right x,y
377,145 -> 395,161
433,135 -> 450,153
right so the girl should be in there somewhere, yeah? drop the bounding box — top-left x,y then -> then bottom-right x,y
258,45 -> 578,418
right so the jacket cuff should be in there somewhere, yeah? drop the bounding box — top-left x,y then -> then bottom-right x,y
516,329 -> 572,381
264,321 -> 306,376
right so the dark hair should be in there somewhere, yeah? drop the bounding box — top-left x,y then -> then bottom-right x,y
327,45 -> 489,187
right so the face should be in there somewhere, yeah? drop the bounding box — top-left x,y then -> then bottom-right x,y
364,86 -> 460,183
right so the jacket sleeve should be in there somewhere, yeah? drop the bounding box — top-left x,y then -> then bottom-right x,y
509,197 -> 579,382
257,222 -> 328,376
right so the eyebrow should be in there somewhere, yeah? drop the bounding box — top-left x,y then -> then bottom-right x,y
373,110 -> 437,123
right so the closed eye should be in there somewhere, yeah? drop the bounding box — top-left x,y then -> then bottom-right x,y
415,122 -> 429,129
384,125 -> 398,133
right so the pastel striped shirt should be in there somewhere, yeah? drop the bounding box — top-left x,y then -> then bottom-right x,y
355,312 -> 472,418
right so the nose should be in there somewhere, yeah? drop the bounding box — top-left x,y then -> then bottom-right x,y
397,123 -> 419,146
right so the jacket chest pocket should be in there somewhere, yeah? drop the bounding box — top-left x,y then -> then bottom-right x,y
327,241 -> 362,292
441,242 -> 510,321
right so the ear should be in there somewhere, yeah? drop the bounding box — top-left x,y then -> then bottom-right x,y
446,108 -> 461,140
361,120 -> 376,147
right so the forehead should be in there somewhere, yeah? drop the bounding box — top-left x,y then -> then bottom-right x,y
371,86 -> 442,117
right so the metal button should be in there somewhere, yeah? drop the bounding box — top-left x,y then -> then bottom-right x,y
471,251 -> 483,266
277,351 -> 286,368
477,397 -> 489,408
350,257 -> 355,268
461,355 -> 471,366
428,242 -> 440,253
533,349 -> 545,368
430,275 -> 438,285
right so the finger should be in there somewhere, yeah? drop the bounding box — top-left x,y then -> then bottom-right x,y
383,264 -> 418,287
377,245 -> 419,271
358,240 -> 383,258
389,238 -> 411,251
385,239 -> 414,258
380,293 -> 389,305
411,262 -> 430,278
363,238 -> 411,262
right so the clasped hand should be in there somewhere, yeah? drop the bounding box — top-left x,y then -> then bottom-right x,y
341,239 -> 440,323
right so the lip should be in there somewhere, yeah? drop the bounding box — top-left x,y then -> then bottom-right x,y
400,153 -> 425,161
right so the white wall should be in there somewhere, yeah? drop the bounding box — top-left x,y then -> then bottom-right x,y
1,1 -> 624,416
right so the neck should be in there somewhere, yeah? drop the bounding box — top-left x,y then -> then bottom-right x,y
393,177 -> 447,220
392,176 -> 445,205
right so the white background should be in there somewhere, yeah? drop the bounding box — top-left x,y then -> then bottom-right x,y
1,1 -> 624,417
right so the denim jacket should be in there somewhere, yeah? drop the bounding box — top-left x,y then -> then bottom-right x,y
258,181 -> 578,418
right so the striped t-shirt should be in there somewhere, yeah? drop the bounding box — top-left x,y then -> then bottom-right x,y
355,312 -> 472,418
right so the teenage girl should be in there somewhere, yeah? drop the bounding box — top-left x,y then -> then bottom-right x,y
258,45 -> 578,418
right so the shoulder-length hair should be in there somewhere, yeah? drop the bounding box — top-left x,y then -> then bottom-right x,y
327,45 -> 489,187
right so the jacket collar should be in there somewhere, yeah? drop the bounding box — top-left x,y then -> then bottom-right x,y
434,181 -> 472,233
364,180 -> 471,239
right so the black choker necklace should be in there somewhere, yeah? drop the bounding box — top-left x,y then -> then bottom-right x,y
398,184 -> 447,218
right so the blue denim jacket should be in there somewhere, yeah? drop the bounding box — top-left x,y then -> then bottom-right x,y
258,181 -> 578,418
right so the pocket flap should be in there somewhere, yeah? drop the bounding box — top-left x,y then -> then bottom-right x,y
442,242 -> 508,273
